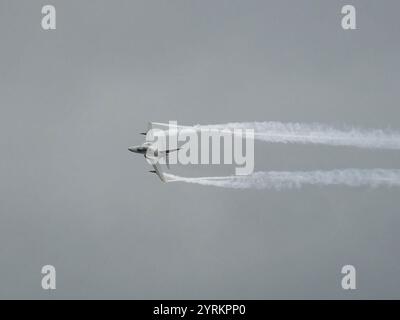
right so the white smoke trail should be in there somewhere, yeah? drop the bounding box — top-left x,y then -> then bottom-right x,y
165,169 -> 400,190
197,122 -> 400,150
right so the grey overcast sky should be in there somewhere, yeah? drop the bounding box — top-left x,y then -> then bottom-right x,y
1,0 -> 400,299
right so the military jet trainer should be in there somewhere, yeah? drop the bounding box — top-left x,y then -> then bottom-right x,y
128,122 -> 180,182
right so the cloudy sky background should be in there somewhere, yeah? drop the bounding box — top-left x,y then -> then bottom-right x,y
1,0 -> 400,298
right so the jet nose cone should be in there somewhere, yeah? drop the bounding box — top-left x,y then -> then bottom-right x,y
128,147 -> 135,152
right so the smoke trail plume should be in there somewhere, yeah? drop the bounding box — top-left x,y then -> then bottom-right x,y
197,122 -> 400,150
165,169 -> 400,190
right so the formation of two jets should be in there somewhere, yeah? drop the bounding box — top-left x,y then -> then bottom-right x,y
128,122 -> 182,182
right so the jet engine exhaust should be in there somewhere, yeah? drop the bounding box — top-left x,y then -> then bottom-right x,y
197,121 -> 400,150
165,169 -> 400,190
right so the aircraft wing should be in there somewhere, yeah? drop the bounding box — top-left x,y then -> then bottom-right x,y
150,122 -> 192,130
151,161 -> 167,182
